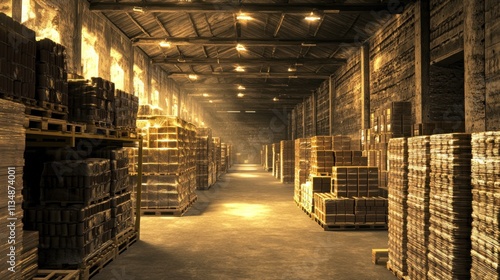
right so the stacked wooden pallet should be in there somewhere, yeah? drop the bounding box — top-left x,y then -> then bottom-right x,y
471,132 -> 500,279
428,133 -> 472,280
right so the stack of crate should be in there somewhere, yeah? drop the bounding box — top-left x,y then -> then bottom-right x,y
272,142 -> 280,179
331,167 -> 379,198
195,127 -> 215,190
301,176 -> 331,213
114,89 -> 139,131
387,138 -> 409,277
35,38 -> 68,112
129,116 -> 197,212
406,136 -> 431,279
310,136 -> 333,175
367,102 -> 412,193
221,143 -> 228,174
264,144 -> 273,171
280,140 -> 295,183
68,78 -> 115,129
471,132 -> 500,279
0,100 -> 26,280
294,138 -> 310,204
213,137 -> 222,178
0,13 -> 36,104
428,133 -> 472,280
137,104 -> 164,116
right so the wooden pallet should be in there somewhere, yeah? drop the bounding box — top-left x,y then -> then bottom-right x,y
80,240 -> 117,280
115,227 -> 138,255
65,123 -> 85,134
372,248 -> 389,265
85,124 -> 117,137
37,101 -> 69,113
33,269 -> 80,280
140,196 -> 197,217
314,216 -> 388,231
115,127 -> 138,139
0,92 -> 37,106
26,105 -> 68,121
25,116 -> 68,132
386,261 -> 408,280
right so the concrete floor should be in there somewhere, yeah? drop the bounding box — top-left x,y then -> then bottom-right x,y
94,164 -> 394,280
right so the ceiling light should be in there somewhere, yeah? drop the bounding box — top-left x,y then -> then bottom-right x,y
245,111 -> 256,113
188,74 -> 198,80
202,93 -> 209,97
273,97 -> 279,102
236,44 -> 246,51
209,100 -> 213,103
235,66 -> 245,72
237,93 -> 244,97
238,85 -> 246,90
236,13 -> 253,21
227,111 -> 241,113
288,75 -> 298,79
177,58 -> 186,62
159,40 -> 171,48
288,66 -> 297,72
133,6 -> 144,13
301,43 -> 317,47
305,12 -> 321,21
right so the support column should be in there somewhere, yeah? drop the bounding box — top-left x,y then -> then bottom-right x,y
302,99 -> 306,138
414,0 -> 430,124
312,90 -> 317,136
360,44 -> 370,130
464,0 -> 486,133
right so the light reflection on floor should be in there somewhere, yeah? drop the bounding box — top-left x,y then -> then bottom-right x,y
223,203 -> 270,218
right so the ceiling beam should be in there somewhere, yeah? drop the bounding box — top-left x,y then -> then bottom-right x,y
132,37 -> 358,46
168,72 -> 330,79
89,3 -> 406,14
182,83 -> 319,89
152,57 -> 346,66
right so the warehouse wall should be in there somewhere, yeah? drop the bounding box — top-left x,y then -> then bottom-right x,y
430,0 -> 463,63
486,0 -> 500,130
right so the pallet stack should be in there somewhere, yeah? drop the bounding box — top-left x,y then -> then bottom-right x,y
195,127 -> 215,190
0,100 -> 26,280
310,136 -> 333,175
428,133 -> 472,280
221,143 -> 228,174
367,102 -> 412,194
213,137 -> 222,177
114,89 -> 139,132
0,13 -> 36,104
294,138 -> 310,204
129,116 -> 198,214
272,142 -> 280,179
264,144 -> 273,171
35,38 -> 68,112
331,167 -> 379,198
406,136 -> 431,279
280,140 -> 295,183
387,137 -> 409,277
471,132 -> 500,279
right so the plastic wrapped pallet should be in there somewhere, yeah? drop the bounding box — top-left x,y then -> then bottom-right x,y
406,136 -> 431,279
428,133 -> 472,280
294,138 -> 310,203
0,99 -> 25,280
471,132 -> 500,280
387,137 -> 409,277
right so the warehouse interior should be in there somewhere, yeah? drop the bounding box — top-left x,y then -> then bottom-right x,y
0,0 -> 499,279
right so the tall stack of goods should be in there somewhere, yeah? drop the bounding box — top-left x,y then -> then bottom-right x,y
128,116 -> 197,214
221,143 -> 228,174
227,144 -> 232,168
294,138 -> 310,204
0,100 -> 26,280
213,137 -> 222,178
406,136 -> 431,279
68,77 -> 115,132
114,89 -> 139,133
427,133 -> 471,279
367,102 -> 412,195
273,142 -> 280,179
35,38 -> 68,111
471,132 -> 500,279
21,231 -> 39,280
387,138 -> 409,277
195,127 -> 215,190
280,140 -> 295,183
0,13 -> 36,104
265,144 -> 273,171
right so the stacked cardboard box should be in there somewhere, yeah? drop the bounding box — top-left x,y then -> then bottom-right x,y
294,138 -> 310,204
137,104 -> 164,116
221,143 -> 228,174
20,231 -> 38,280
264,144 -> 273,171
0,100 -> 25,280
114,89 -> 139,130
428,133 -> 472,280
68,78 -> 115,127
471,132 -> 500,279
280,140 -> 294,183
0,13 -> 36,103
272,142 -> 280,178
367,102 -> 412,193
406,136 -> 431,279
353,196 -> 388,224
387,138 -> 409,277
35,38 -> 68,111
314,194 -> 387,225
331,167 -> 379,198
129,116 -> 197,210
195,127 -> 215,190
213,137 -> 222,178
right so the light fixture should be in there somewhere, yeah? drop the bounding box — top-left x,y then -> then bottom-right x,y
237,93 -> 244,97
288,65 -> 297,72
227,111 -> 241,113
245,111 -> 256,113
236,13 -> 253,21
273,97 -> 279,102
305,11 -> 321,21
288,75 -> 298,79
237,85 -> 246,90
188,74 -> 198,80
159,40 -> 171,48
301,43 -> 317,47
202,93 -> 209,97
132,6 -> 144,13
209,100 -> 213,103
236,44 -> 246,51
235,66 -> 245,72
